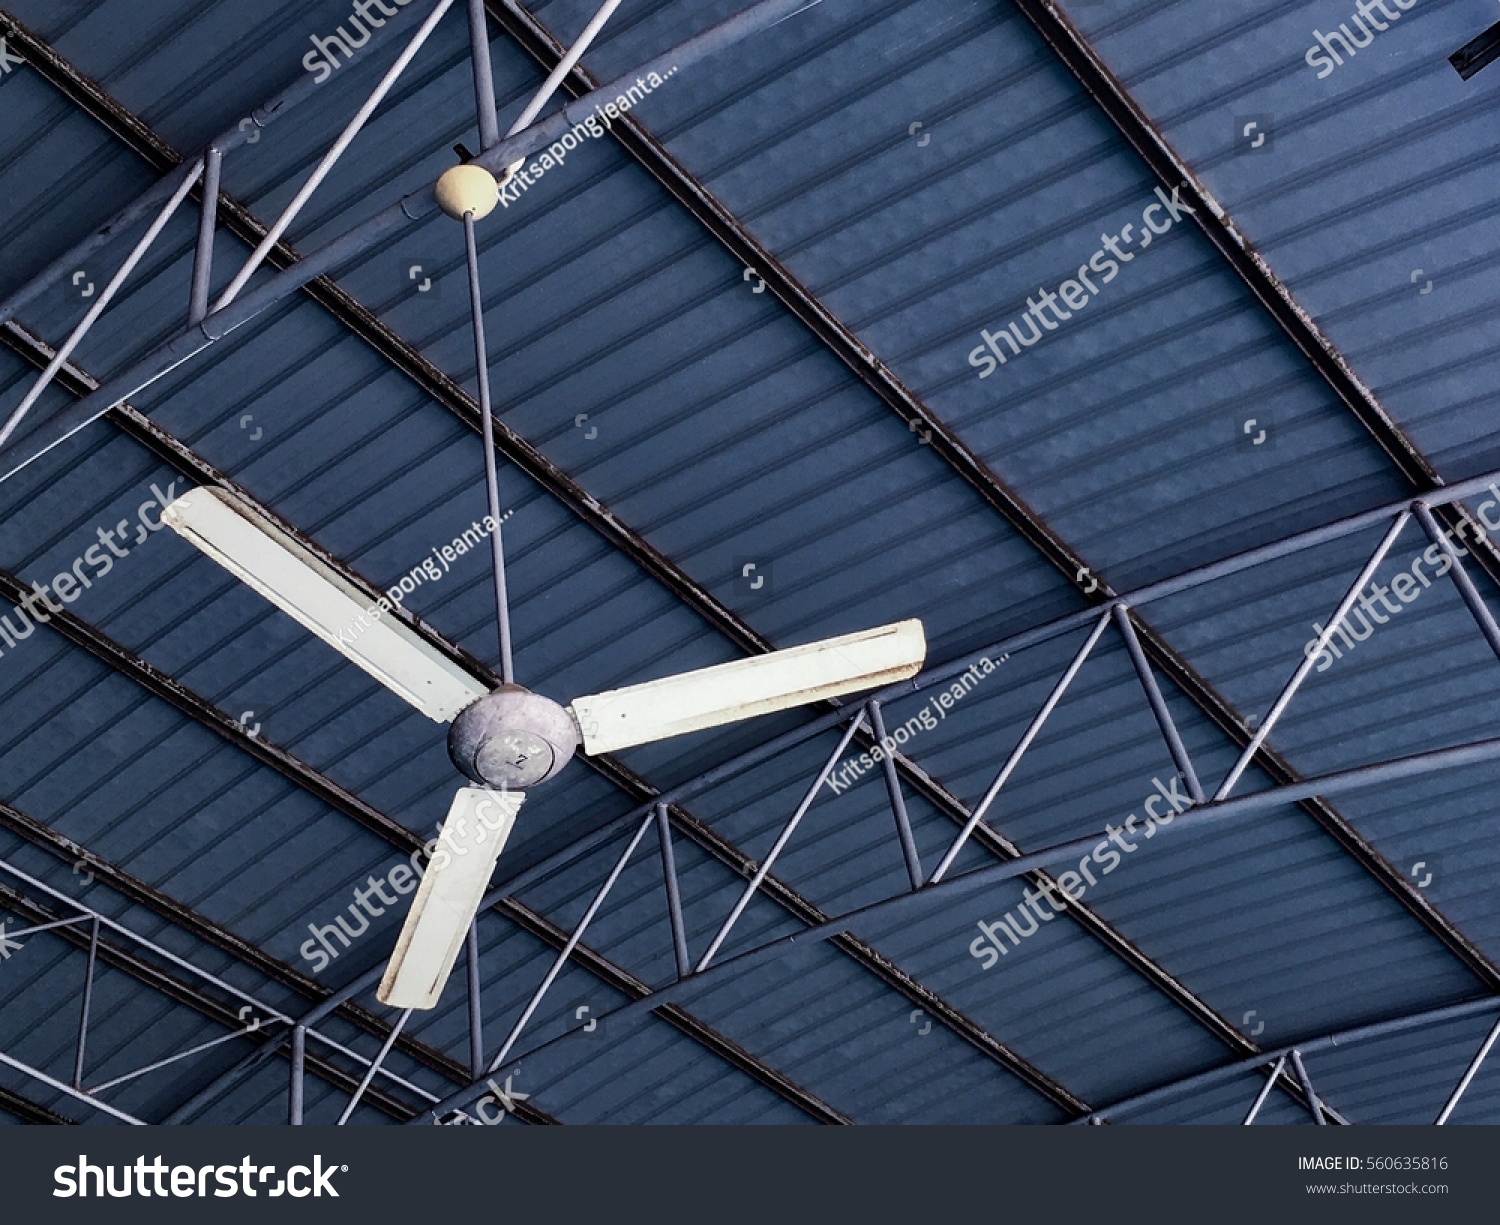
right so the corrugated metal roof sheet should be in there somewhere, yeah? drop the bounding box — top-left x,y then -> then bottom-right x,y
0,0 -> 1496,1125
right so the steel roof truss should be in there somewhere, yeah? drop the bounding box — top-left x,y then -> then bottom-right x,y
0,872 -> 425,1122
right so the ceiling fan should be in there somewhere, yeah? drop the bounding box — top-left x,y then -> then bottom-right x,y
160,163 -> 926,1013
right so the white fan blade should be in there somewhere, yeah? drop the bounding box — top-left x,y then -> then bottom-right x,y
378,787 -> 524,1010
569,619 -> 926,755
162,488 -> 489,723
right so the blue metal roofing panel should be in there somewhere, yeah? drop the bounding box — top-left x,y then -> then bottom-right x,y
1063,0 -> 1500,479
557,0 -> 1412,589
0,0 -> 1495,1126
681,940 -> 1067,1123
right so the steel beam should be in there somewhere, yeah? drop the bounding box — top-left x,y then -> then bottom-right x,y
0,1084 -> 74,1125
72,916 -> 99,1090
260,743 -> 1091,1121
465,925 -> 485,1079
644,783 -> 1091,1117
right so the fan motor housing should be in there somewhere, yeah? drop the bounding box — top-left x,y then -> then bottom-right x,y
448,686 -> 579,790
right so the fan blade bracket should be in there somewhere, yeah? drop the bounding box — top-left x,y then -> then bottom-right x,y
569,619 -> 925,756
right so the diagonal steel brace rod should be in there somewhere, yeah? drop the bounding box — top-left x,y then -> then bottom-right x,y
1414,501 -> 1500,664
1435,1012 -> 1500,1124
214,0 -> 458,310
930,611 -> 1111,883
868,700 -> 924,890
1241,1054 -> 1287,1125
1214,512 -> 1411,801
88,1023 -> 284,1095
656,801 -> 693,979
0,160 -> 202,453
467,0 -> 503,149
494,0 -> 624,171
338,1009 -> 412,1125
1288,1049 -> 1327,1125
483,811 -> 655,1079
1113,603 -> 1204,803
697,710 -> 869,971
73,915 -> 100,1090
